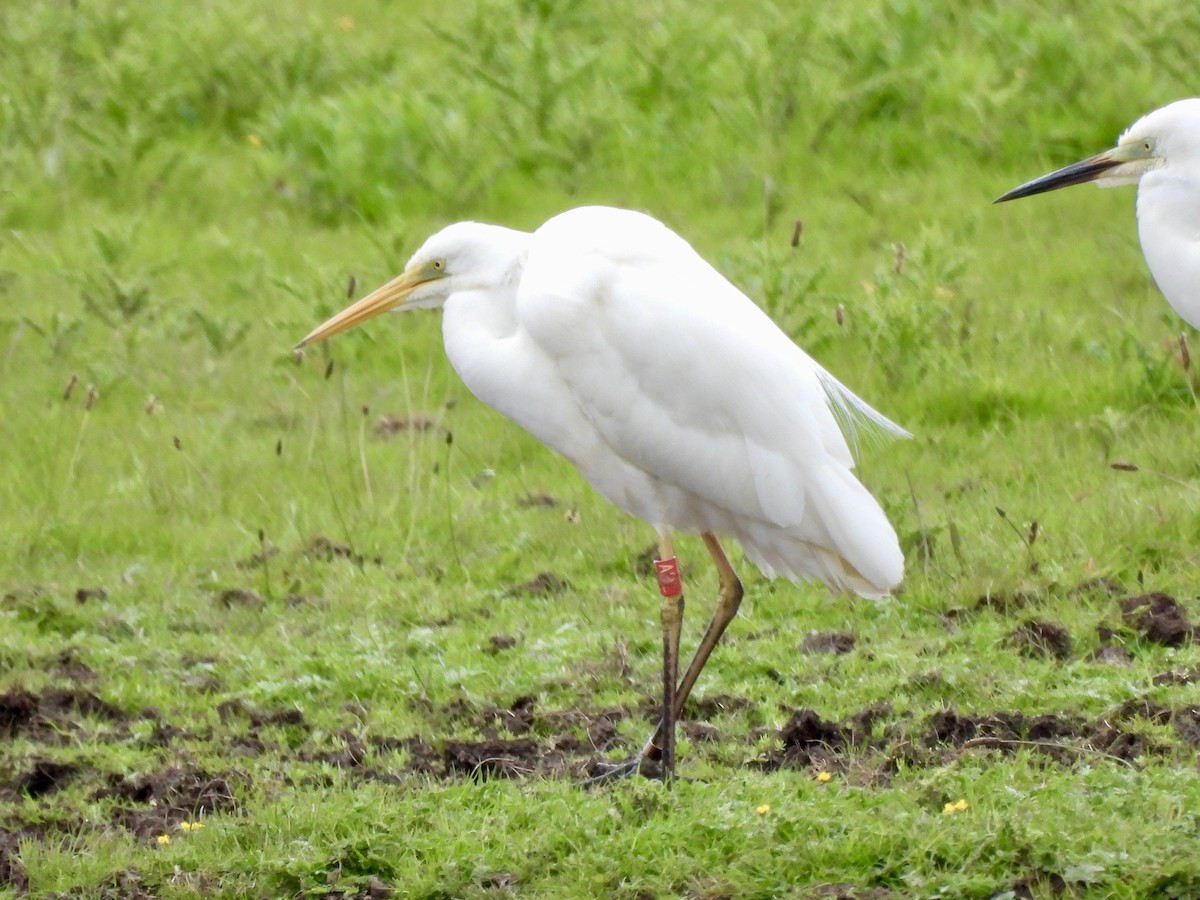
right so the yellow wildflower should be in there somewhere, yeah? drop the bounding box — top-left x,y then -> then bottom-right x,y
816,771 -> 832,782
247,134 -> 262,148
180,821 -> 204,832
755,803 -> 770,815
156,834 -> 171,845
942,799 -> 969,815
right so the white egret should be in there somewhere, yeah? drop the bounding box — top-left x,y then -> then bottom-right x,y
996,98 -> 1200,328
297,206 -> 906,780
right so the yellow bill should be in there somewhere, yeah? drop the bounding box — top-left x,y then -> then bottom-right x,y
295,262 -> 441,349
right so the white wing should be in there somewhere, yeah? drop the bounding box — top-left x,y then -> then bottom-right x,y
512,207 -> 904,595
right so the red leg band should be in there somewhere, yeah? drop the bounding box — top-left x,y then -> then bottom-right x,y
654,557 -> 682,597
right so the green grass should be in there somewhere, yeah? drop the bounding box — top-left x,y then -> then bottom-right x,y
3,0 -> 1200,896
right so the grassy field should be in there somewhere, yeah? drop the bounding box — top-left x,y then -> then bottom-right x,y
3,0 -> 1200,896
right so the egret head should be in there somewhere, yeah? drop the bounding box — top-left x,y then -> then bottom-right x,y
996,98 -> 1200,202
296,221 -> 527,348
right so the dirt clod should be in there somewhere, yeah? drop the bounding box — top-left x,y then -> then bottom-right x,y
512,572 -> 571,596
483,871 -> 519,889
443,739 -> 539,780
1171,706 -> 1200,746
1006,619 -> 1072,660
482,695 -> 537,736
0,831 -> 27,890
54,649 -> 97,682
0,686 -> 124,741
250,707 -> 308,729
12,759 -> 79,798
685,693 -> 750,721
1008,871 -> 1069,900
0,689 -> 37,738
97,766 -> 246,837
1120,593 -> 1197,646
777,709 -> 850,766
304,535 -> 378,566
800,631 -> 856,654
1153,665 -> 1200,686
681,722 -> 720,743
217,588 -> 265,609
74,586 -> 107,603
1109,697 -> 1171,724
1068,577 -> 1123,599
974,590 -> 1037,613
301,732 -> 367,768
235,546 -> 279,570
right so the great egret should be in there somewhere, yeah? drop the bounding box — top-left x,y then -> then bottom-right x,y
298,205 -> 906,780
996,98 -> 1200,328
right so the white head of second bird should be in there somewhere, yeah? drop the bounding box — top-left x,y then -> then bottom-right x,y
996,98 -> 1200,328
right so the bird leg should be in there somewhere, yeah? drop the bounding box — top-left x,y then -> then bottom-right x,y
654,531 -> 685,782
639,532 -> 743,764
586,532 -> 743,785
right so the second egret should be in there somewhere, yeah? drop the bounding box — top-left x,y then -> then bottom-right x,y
996,98 -> 1200,328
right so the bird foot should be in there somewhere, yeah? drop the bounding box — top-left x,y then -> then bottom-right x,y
581,754 -> 663,786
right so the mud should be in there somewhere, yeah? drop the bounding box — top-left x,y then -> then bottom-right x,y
800,631 -> 857,654
1120,593 -> 1198,646
0,685 -> 125,742
216,587 -> 266,608
3,590 -> 1199,894
7,759 -> 80,799
73,586 -> 108,604
0,832 -> 26,893
96,766 -> 246,838
1006,619 -> 1072,660
510,571 -> 572,596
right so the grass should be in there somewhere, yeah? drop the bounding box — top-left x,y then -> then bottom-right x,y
3,0 -> 1200,896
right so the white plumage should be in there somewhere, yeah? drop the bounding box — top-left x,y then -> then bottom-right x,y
998,98 -> 1200,329
374,206 -> 903,594
298,205 -> 905,779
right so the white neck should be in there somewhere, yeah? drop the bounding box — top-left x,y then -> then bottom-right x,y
1136,170 -> 1200,328
440,287 -> 597,468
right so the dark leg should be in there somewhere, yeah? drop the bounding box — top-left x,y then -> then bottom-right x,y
586,532 -> 743,785
640,532 -> 743,762
655,531 -> 684,782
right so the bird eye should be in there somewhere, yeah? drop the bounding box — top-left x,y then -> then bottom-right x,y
432,258 -> 445,271
1143,140 -> 1153,153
